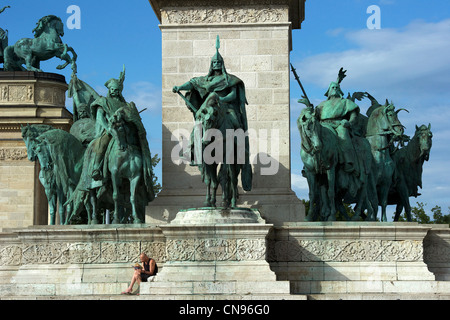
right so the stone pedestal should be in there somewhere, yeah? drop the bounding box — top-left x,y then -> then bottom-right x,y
0,223 -> 448,299
0,72 -> 72,231
146,0 -> 306,226
142,208 -> 304,299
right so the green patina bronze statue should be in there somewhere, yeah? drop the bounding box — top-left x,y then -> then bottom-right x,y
22,67 -> 156,225
293,66 -> 431,222
0,3 -> 10,67
66,67 -> 155,224
3,14 -> 77,74
172,36 -> 252,208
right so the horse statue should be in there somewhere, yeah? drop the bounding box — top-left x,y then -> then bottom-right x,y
365,94 -> 409,221
3,15 -> 77,73
193,93 -> 247,208
22,125 -> 86,225
298,106 -> 377,221
391,124 -> 433,221
106,107 -> 147,224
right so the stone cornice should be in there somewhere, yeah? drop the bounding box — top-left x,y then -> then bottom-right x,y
149,0 -> 305,29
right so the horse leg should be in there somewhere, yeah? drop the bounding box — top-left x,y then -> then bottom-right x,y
402,198 -> 412,222
326,167 -> 336,221
304,169 -> 318,221
84,196 -> 92,225
320,185 -> 330,221
48,193 -> 57,225
24,53 -> 42,72
129,175 -> 143,224
228,164 -> 239,208
56,188 -> 66,225
56,44 -> 70,70
89,190 -> 99,224
211,177 -> 218,208
204,181 -> 212,207
111,174 -> 121,224
394,204 -> 403,221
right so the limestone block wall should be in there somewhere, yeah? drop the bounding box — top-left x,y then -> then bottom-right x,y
0,146 -> 44,231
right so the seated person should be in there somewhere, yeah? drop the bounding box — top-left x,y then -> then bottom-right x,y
122,253 -> 158,294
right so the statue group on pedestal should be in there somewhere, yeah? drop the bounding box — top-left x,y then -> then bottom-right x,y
1,6 -> 434,224
21,67 -> 155,225
294,66 -> 432,222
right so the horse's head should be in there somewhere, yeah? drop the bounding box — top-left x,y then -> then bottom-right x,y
34,140 -> 52,171
109,110 -> 128,152
383,102 -> 407,137
415,124 -> 433,161
21,124 -> 54,161
298,107 -> 321,154
367,101 -> 408,145
196,94 -> 220,143
33,15 -> 64,38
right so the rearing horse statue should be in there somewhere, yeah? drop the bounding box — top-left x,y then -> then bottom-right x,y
3,15 -> 77,73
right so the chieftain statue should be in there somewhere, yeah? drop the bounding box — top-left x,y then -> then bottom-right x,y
22,67 -> 156,225
66,67 -> 155,224
293,66 -> 431,222
172,36 -> 252,208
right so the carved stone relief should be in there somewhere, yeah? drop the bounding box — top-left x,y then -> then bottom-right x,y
0,83 -> 65,106
0,241 -> 166,266
267,240 -> 424,262
162,7 -> 289,24
166,238 -> 266,261
0,147 -> 28,161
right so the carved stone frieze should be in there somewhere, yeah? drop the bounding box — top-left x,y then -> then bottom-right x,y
0,82 -> 66,106
161,6 -> 289,25
0,147 -> 28,161
166,238 -> 267,261
267,240 -> 424,262
0,241 -> 167,266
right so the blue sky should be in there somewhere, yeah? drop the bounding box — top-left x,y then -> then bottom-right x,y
2,0 -> 449,221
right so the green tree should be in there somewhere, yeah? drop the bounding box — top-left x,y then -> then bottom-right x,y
151,154 -> 162,195
397,202 -> 430,223
397,202 -> 450,224
431,205 -> 450,224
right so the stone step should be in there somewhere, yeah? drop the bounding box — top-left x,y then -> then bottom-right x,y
0,282 -> 131,297
141,280 -> 291,296
0,293 -> 308,300
292,280 -> 450,295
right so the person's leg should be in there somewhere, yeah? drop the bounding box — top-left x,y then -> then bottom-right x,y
123,270 -> 141,294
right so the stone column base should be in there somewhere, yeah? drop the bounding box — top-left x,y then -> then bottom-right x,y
143,209 -> 303,298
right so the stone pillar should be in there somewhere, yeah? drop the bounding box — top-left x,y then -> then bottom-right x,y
147,0 -> 306,226
0,72 -> 72,231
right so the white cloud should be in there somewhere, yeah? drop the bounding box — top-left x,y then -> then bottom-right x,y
294,19 -> 450,100
125,81 -> 161,114
291,173 -> 309,192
